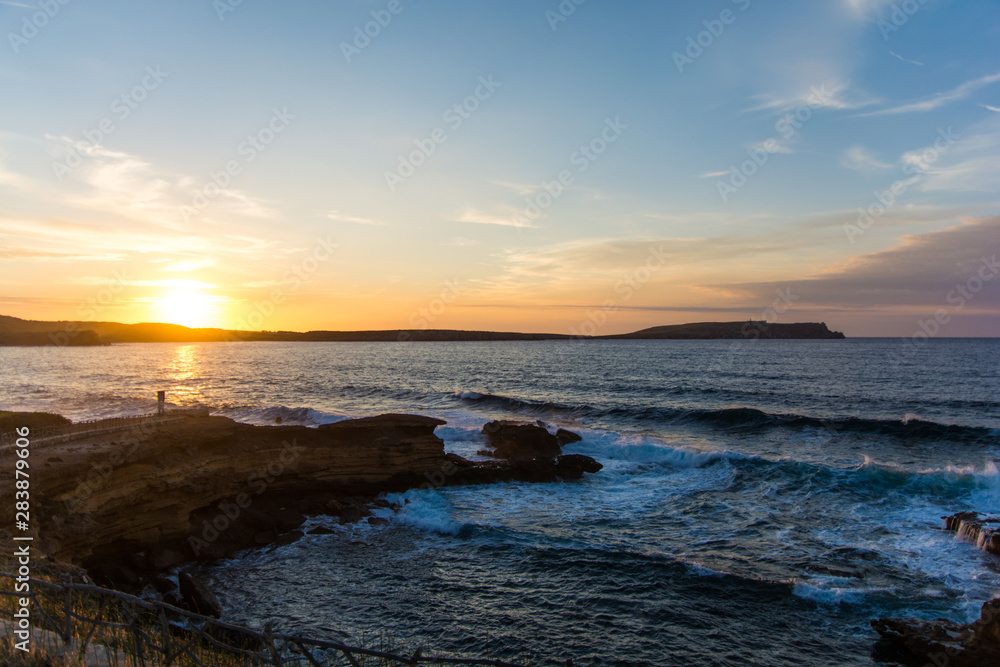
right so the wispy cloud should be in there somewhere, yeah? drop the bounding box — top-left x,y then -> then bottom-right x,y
918,155 -> 1000,193
453,208 -> 534,229
909,117 -> 1000,192
751,139 -> 793,155
699,170 -> 731,179
327,211 -> 385,226
840,146 -> 893,172
981,104 -> 1000,113
488,179 -> 543,196
747,81 -> 878,113
863,71 -> 1000,116
0,133 -> 286,266
889,51 -> 924,66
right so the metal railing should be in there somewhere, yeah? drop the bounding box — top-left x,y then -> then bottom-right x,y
0,413 -> 182,449
0,573 -> 533,667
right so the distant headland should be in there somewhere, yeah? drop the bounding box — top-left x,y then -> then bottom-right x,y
0,314 -> 845,346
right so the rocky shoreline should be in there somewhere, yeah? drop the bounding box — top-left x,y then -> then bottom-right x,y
0,411 -> 600,613
871,511 -> 1000,665
7,410 -> 999,662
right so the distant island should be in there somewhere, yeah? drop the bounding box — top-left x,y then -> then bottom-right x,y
0,314 -> 845,345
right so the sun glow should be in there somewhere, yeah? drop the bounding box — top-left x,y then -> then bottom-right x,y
155,289 -> 224,329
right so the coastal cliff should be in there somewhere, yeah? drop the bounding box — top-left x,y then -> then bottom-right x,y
0,413 -> 599,586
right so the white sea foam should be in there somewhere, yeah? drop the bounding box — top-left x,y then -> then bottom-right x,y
383,489 -> 466,535
570,430 -> 744,468
452,390 -> 483,400
213,404 -> 351,426
792,581 -> 866,605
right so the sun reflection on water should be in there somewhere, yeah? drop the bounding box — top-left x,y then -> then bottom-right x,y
164,344 -> 207,405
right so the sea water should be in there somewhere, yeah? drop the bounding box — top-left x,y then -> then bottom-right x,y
2,338 -> 998,665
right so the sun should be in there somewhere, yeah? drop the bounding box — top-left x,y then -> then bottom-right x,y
155,289 -> 223,329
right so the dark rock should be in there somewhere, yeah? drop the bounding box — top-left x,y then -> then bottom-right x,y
871,597 -> 1000,667
271,507 -> 306,533
945,511 -> 981,532
367,517 -> 389,527
556,454 -> 603,479
325,498 -> 344,513
150,576 -> 175,594
482,420 -> 561,459
555,428 -> 583,445
149,548 -> 186,572
510,457 -> 558,482
272,530 -> 303,547
943,511 -> 1000,556
337,505 -> 372,524
124,551 -> 151,575
306,526 -> 337,535
240,507 -> 279,532
254,530 -> 277,545
445,452 -> 475,468
178,572 -> 223,618
94,562 -> 140,590
373,498 -> 393,509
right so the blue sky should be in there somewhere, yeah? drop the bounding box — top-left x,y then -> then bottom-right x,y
1,0 -> 999,336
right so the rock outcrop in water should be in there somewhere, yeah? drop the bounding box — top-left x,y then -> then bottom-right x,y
944,511 -> 1000,556
477,421 -> 601,481
556,428 -> 583,445
0,412 -> 601,589
482,420 -> 562,459
872,598 -> 1000,667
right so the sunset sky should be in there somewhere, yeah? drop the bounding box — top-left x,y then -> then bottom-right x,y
1,0 -> 999,336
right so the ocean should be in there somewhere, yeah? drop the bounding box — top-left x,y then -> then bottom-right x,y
2,338 -> 999,665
